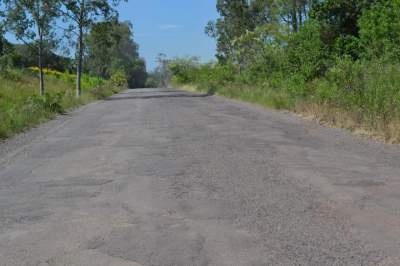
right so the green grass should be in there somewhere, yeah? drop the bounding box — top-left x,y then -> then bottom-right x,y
0,68 -> 123,139
171,58 -> 400,143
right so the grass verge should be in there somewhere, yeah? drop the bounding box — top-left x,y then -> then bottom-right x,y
175,81 -> 400,144
170,57 -> 400,144
0,68 -> 123,139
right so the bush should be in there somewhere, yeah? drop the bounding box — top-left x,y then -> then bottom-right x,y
287,20 -> 328,80
359,0 -> 400,61
109,70 -> 128,88
0,68 -> 121,139
0,68 -> 23,81
311,57 -> 400,126
27,93 -> 65,114
168,57 -> 200,84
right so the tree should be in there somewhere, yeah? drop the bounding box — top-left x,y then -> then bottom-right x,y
168,56 -> 200,84
84,21 -> 114,78
11,43 -> 73,71
85,20 -> 147,88
60,0 -> 122,97
0,28 -> 5,57
206,0 -> 254,61
286,19 -> 327,79
279,0 -> 311,32
359,0 -> 400,61
249,0 -> 277,25
2,0 -> 59,95
206,0 -> 314,62
0,25 -> 16,70
155,53 -> 171,88
310,0 -> 380,58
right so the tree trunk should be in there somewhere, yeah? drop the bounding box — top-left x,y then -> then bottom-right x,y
299,6 -> 303,26
0,34 -> 4,56
38,32 -> 45,96
291,0 -> 298,32
76,0 -> 84,97
76,29 -> 83,97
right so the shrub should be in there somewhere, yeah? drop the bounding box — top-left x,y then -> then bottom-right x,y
0,68 -> 120,139
359,0 -> 400,61
27,93 -> 65,114
287,20 -> 328,80
109,70 -> 128,88
168,57 -> 200,84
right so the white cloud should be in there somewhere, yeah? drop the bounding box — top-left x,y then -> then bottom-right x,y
159,24 -> 184,30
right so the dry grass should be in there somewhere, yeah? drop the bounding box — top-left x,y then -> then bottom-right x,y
293,102 -> 400,144
175,84 -> 199,93
179,84 -> 400,144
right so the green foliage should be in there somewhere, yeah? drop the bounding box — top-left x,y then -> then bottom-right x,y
0,68 -> 121,138
0,0 -> 137,139
147,53 -> 173,88
144,72 -> 161,88
11,44 -> 74,72
85,21 -> 147,88
206,0 -> 255,60
109,70 -> 127,87
2,0 -> 61,95
320,58 -> 400,124
359,0 -> 400,61
27,92 -> 64,114
0,67 -> 23,81
178,0 -> 400,141
287,20 -> 327,80
207,0 -> 311,61
60,0 -> 123,96
0,0 -> 141,97
169,59 -> 236,92
2,0 -> 60,42
168,57 -> 200,84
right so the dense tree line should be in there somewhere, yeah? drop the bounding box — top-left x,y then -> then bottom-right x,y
170,0 -> 400,142
0,0 -> 146,95
85,21 -> 146,88
205,0 -> 388,69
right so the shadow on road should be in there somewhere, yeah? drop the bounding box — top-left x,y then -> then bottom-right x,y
117,90 -> 181,95
106,92 -> 213,101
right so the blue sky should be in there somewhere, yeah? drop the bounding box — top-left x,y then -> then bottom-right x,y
4,0 -> 218,71
117,0 -> 218,70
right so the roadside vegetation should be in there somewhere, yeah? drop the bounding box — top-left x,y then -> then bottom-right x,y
0,0 -> 147,139
169,0 -> 400,143
0,68 -> 125,138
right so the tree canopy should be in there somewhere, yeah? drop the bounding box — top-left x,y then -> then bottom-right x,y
0,0 -> 148,92
85,20 -> 147,88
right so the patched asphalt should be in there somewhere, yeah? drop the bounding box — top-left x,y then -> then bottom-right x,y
1,88 -> 400,265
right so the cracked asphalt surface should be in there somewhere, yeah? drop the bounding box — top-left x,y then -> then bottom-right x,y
1,88 -> 400,265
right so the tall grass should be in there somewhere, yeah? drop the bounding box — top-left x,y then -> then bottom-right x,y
0,68 -> 123,139
171,58 -> 400,143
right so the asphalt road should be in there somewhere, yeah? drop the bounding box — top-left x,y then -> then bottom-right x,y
1,88 -> 400,265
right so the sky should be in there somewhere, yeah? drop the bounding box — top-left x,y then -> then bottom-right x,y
117,0 -> 219,71
4,0 -> 218,71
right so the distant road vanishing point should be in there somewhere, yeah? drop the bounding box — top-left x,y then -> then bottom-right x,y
1,88 -> 400,265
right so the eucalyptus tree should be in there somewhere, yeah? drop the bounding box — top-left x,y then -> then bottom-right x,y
0,25 -> 5,57
206,0 -> 254,61
85,21 -> 147,88
2,0 -> 60,95
156,53 -> 171,88
59,0 -> 122,97
276,0 -> 311,32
